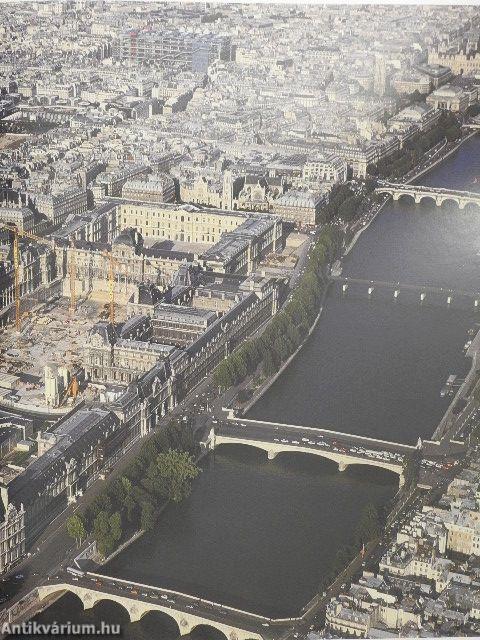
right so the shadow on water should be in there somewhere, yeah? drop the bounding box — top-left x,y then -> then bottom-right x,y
29,136 -> 480,638
31,445 -> 396,628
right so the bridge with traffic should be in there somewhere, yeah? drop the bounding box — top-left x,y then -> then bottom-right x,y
210,417 -> 420,487
330,275 -> 480,307
38,570 -> 294,640
375,182 -> 480,210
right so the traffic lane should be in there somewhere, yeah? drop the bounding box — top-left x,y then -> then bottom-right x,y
62,574 -> 271,631
217,421 -> 408,458
220,418 -> 413,451
218,433 -> 405,464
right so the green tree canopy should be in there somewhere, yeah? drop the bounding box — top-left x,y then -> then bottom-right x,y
66,514 -> 86,547
93,510 -> 123,557
144,449 -> 200,503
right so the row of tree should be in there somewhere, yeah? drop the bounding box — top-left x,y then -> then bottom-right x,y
67,419 -> 199,557
213,225 -> 344,391
368,111 -> 462,180
317,502 -> 384,594
319,184 -> 360,224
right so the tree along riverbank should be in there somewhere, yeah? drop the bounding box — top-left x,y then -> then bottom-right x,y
213,224 -> 344,392
212,114 -> 472,401
66,419 -> 200,558
367,111 -> 462,180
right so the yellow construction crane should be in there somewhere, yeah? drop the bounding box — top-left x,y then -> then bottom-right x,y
0,223 -> 54,332
69,237 -> 76,316
102,250 -> 120,326
60,374 -> 79,406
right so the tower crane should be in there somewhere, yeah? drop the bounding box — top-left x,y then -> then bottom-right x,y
0,223 -> 54,332
69,237 -> 76,316
101,250 -> 121,326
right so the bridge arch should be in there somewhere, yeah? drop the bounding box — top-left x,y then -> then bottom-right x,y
90,598 -> 132,624
417,195 -> 436,208
44,589 -> 85,614
463,200 -> 480,213
338,461 -> 400,483
439,197 -> 460,210
190,623 -> 229,640
215,441 -> 274,460
136,609 -> 181,636
271,448 -> 339,470
214,438 -> 404,486
396,193 -> 415,206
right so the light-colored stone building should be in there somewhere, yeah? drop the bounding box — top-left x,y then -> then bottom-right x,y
271,190 -> 325,227
118,201 -> 245,245
0,503 -> 25,573
428,43 -> 480,76
31,185 -> 88,228
426,84 -> 475,112
122,174 -> 176,204
302,153 -> 348,185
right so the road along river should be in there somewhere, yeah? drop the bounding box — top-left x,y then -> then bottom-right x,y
31,135 -> 480,636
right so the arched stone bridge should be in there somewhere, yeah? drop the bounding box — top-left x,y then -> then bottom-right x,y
211,418 -> 415,487
375,182 -> 480,210
37,576 -> 283,640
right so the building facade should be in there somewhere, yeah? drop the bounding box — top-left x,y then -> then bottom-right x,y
0,408 -> 124,543
0,504 -> 25,574
113,29 -> 231,73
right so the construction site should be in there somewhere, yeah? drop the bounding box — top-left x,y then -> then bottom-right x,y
0,295 -> 128,410
0,223 -> 130,411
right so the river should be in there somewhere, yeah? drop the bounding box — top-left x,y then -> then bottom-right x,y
31,135 -> 480,636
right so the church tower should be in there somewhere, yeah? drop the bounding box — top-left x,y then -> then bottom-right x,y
374,54 -> 387,97
222,169 -> 233,210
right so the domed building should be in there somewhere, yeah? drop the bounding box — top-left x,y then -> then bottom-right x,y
426,84 -> 471,112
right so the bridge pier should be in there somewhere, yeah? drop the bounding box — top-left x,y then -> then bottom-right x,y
475,300 -> 479,310
342,283 -> 348,295
420,292 -> 426,303
447,296 -> 452,305
82,591 -> 100,610
178,618 -> 193,636
129,605 -> 142,623
394,289 -> 400,299
338,461 -> 349,472
368,286 -> 374,297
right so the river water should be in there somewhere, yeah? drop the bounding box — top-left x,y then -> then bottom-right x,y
32,136 -> 480,636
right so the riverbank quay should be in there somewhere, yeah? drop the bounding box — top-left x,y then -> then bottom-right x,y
0,445 -> 213,635
240,295 -> 327,416
405,130 -> 477,184
431,325 -> 480,442
342,130 -> 477,261
4,129 -> 480,640
241,133 -> 473,417
211,225 -> 343,401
